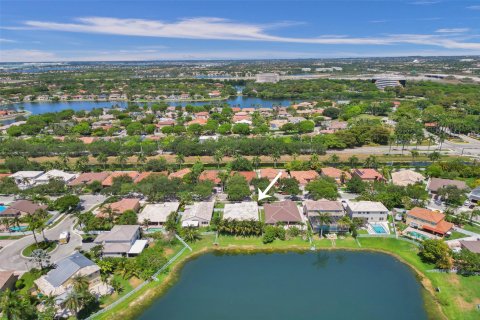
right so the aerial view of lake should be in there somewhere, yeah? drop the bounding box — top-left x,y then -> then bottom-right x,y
138,251 -> 427,320
0,95 -> 293,116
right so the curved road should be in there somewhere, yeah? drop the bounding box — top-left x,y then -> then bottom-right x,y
0,215 -> 81,272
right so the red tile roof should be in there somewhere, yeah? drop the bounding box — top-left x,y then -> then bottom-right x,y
102,171 -> 139,187
289,170 -> 319,185
260,168 -> 288,180
352,168 -> 384,181
264,200 -> 302,224
199,170 -> 221,184
408,207 -> 445,224
232,171 -> 257,182
320,167 -> 351,181
169,168 -> 191,179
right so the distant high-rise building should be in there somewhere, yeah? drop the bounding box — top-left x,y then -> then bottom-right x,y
255,73 -> 280,83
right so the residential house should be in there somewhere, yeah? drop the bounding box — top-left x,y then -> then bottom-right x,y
459,240 -> 480,254
346,201 -> 389,222
194,111 -> 210,119
290,170 -> 319,187
181,201 -> 215,227
468,187 -> 480,203
34,252 -> 101,296
391,170 -> 425,186
0,271 -> 17,292
97,198 -> 140,218
10,171 -> 44,189
269,119 -> 288,131
138,202 -> 180,226
320,167 -> 351,184
199,170 -> 222,186
231,171 -> 257,183
259,168 -> 288,180
406,207 -> 453,236
69,172 -> 110,187
303,200 -> 346,233
102,171 -> 139,187
223,202 -> 259,221
186,118 -> 208,126
427,178 -> 468,195
263,200 -> 302,225
351,168 -> 385,182
169,168 -> 191,180
1,200 -> 47,218
94,225 -> 142,257
35,170 -> 77,185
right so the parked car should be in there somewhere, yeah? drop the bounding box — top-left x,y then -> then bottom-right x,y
59,231 -> 70,244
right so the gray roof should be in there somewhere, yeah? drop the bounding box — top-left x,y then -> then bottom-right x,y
427,178 -> 468,192
44,252 -> 95,287
94,225 -> 139,243
460,240 -> 480,254
182,201 -> 214,222
469,187 -> 480,201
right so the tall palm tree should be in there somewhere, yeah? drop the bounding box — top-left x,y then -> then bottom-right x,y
64,290 -> 81,318
26,214 -> 42,246
388,135 -> 396,155
1,218 -> 11,233
75,155 -> 89,172
347,155 -> 359,168
181,226 -> 201,242
213,149 -> 224,169
72,275 -> 90,292
364,155 -> 378,169
328,153 -> 340,166
271,151 -> 281,168
252,155 -> 261,170
137,153 -> 147,168
96,153 -> 108,170
175,153 -> 185,169
0,289 -> 22,320
427,136 -> 436,152
116,154 -> 128,169
317,213 -> 332,238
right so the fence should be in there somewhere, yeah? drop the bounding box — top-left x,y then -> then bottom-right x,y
357,234 -> 421,247
85,234 -> 191,320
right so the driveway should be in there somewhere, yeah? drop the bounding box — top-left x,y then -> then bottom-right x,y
0,215 -> 81,272
79,194 -> 107,211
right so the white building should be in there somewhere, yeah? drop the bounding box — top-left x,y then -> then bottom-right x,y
255,73 -> 280,83
94,225 -> 142,257
345,201 -> 389,222
181,201 -> 215,227
138,202 -> 180,226
35,170 -> 77,185
10,171 -> 44,189
223,202 -> 259,221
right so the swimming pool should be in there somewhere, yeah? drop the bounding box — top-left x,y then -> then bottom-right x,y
10,226 -> 27,232
372,224 -> 387,234
408,231 -> 429,240
0,205 -> 6,212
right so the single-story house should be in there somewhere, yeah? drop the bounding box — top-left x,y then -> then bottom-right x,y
97,198 -> 140,217
459,240 -> 480,254
289,170 -> 319,186
263,200 -> 302,225
138,202 -> 180,226
181,201 -> 215,227
223,202 -> 259,221
35,170 -> 77,185
406,207 -> 453,236
303,200 -> 347,233
1,200 -> 47,218
427,178 -> 468,194
94,225 -> 142,257
467,186 -> 480,203
169,168 -> 191,180
320,167 -> 351,184
351,169 -> 385,182
102,171 -> 139,187
0,271 -> 17,292
34,252 -> 101,296
391,170 -> 425,186
231,171 -> 257,183
259,168 -> 288,180
69,172 -> 110,186
199,170 -> 222,185
10,171 -> 44,189
345,201 -> 389,222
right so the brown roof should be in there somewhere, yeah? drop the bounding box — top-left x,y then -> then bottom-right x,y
186,118 -> 207,126
423,220 -> 454,235
102,171 -> 139,187
460,240 -> 480,254
199,170 -> 221,184
320,167 -> 351,181
169,168 -> 191,179
407,207 -> 445,224
289,170 -> 319,185
2,200 -> 47,216
259,168 -> 288,180
232,171 -> 257,183
427,178 -> 468,192
69,172 -> 110,186
264,200 -> 302,224
304,200 -> 344,213
352,168 -> 385,181
99,198 -> 140,217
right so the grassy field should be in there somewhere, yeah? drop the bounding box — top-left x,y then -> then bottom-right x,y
94,235 -> 480,320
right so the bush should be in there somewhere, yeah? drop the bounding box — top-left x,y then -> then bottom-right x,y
262,226 -> 277,244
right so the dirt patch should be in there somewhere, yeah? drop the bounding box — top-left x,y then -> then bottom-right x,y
164,247 -> 175,256
129,277 -> 143,288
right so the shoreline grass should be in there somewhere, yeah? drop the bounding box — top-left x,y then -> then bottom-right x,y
93,235 -> 480,320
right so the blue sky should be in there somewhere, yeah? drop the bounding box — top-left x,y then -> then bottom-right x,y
1,0 -> 480,62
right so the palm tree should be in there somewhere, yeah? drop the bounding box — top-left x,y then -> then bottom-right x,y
271,151 -> 281,168
428,151 -> 441,163
142,218 -> 151,231
137,153 -> 147,168
364,155 -> 378,169
388,135 -> 396,155
181,226 -> 201,242
410,150 -> 419,161
64,290 -> 81,318
427,136 -> 436,152
35,208 -> 49,241
1,218 -> 11,233
71,275 -> 90,292
347,155 -> 359,168
438,132 -> 446,151
116,154 -> 128,169
75,155 -> 89,172
337,216 -> 351,233
252,155 -> 261,170
102,205 -> 116,224
175,153 -> 185,169
26,214 -> 42,246
213,149 -> 224,169
328,153 -> 340,166
59,153 -> 70,170
317,213 -> 332,238
96,153 -> 108,170
0,289 -> 22,320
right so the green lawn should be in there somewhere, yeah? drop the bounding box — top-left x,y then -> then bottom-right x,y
462,223 -> 480,235
16,269 -> 44,295
447,231 -> 469,240
22,241 -> 57,257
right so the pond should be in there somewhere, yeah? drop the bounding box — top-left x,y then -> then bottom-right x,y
0,95 -> 294,116
138,251 -> 427,320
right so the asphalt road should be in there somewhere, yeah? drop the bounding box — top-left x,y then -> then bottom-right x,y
0,215 -> 81,272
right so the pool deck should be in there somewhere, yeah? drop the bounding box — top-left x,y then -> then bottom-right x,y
367,222 -> 390,235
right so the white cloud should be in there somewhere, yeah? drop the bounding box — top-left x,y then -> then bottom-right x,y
0,49 -> 58,62
0,38 -> 16,43
410,1 -> 441,5
467,5 -> 480,10
16,16 -> 480,50
436,28 -> 470,33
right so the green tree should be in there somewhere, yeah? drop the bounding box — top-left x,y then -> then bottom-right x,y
54,194 -> 81,213
305,177 -> 338,200
225,174 -> 251,201
419,239 -> 453,269
181,226 -> 201,242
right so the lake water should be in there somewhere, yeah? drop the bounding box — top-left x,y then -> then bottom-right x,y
138,251 -> 427,320
0,96 -> 293,116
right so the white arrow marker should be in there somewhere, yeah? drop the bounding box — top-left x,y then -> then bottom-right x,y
258,171 -> 282,201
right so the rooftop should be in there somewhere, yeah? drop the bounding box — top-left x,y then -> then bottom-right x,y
427,178 -> 468,192
460,240 -> 480,254
94,225 -> 140,243
347,201 -> 388,212
138,202 -> 180,223
408,207 -> 445,224
223,202 -> 259,221
264,200 -> 302,224
182,201 -> 215,222
391,170 -> 424,186
304,200 -> 344,212
43,252 -> 97,288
